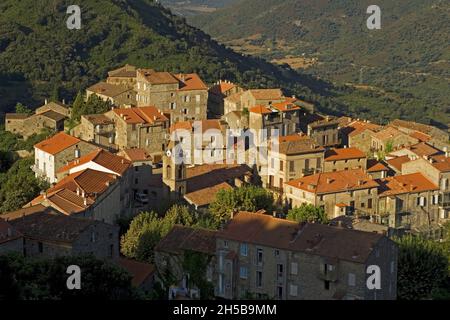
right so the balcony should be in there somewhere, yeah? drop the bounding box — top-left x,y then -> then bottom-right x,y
302,168 -> 316,176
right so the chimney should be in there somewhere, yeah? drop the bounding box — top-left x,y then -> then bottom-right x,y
327,178 -> 333,184
83,198 -> 88,206
81,190 -> 85,198
45,98 -> 48,105
76,187 -> 80,196
273,211 -> 277,217
62,99 -> 66,105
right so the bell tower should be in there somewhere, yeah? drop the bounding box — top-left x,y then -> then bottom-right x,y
162,147 -> 187,199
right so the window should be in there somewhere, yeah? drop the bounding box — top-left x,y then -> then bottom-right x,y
324,280 -> 330,290
38,242 -> 43,253
240,243 -> 248,256
417,196 -> 426,207
196,95 -> 201,103
280,160 -> 284,172
240,266 -> 248,279
289,284 -> 298,297
290,161 -> 295,172
256,271 -> 263,288
348,273 -> 356,286
291,262 -> 298,275
257,248 -> 263,265
277,264 -> 284,279
274,249 -> 280,257
224,240 -> 228,248
277,286 -> 283,299
368,198 -> 373,209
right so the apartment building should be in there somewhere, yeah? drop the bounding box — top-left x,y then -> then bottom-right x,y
285,169 -> 379,218
135,69 -> 208,123
105,106 -> 169,158
323,147 -> 367,172
215,212 -> 397,300
376,173 -> 441,238
307,117 -> 340,147
266,134 -> 325,192
72,114 -> 117,151
33,132 -> 98,183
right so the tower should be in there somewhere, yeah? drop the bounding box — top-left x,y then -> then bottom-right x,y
162,148 -> 187,199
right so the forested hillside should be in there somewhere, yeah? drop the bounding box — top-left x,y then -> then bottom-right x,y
193,0 -> 450,127
0,0 -> 336,116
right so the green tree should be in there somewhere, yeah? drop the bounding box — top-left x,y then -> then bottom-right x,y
14,103 -> 31,115
396,235 -> 448,300
209,185 -> 274,224
287,204 -> 329,224
182,251 -> 214,299
70,91 -> 85,122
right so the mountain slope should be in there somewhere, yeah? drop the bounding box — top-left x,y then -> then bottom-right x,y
192,0 -> 450,126
0,0 -> 335,115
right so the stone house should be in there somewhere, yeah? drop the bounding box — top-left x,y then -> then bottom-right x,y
375,173 -> 442,238
106,106 -> 169,158
240,89 -> 284,111
339,119 -> 381,153
5,101 -> 69,138
135,69 -> 208,123
3,208 -> 119,259
366,160 -> 390,179
116,257 -> 156,295
106,64 -> 137,89
285,169 -> 379,219
389,119 -> 449,144
215,211 -> 397,300
72,114 -> 117,152
86,82 -> 136,107
307,117 -> 340,147
208,80 -> 244,117
154,225 -> 217,300
0,218 -> 23,255
224,91 -> 244,115
323,147 -> 367,172
33,132 -> 98,183
370,127 -> 418,153
265,134 -> 325,193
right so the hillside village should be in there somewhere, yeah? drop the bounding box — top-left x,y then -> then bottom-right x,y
1,64 -> 450,300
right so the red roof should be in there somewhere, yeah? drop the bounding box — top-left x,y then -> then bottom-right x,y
386,156 -> 411,171
57,149 -> 131,176
377,173 -> 439,196
249,105 -> 272,114
35,132 -> 81,155
367,160 -> 389,172
117,258 -> 155,287
113,106 -> 168,124
176,73 -> 208,91
324,147 -> 366,161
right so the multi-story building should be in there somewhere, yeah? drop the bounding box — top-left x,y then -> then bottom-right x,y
33,132 -> 98,183
155,225 -> 217,299
135,69 -> 208,123
0,218 -> 23,255
106,64 -> 137,89
224,91 -> 244,115
370,127 -> 418,153
323,147 -> 367,172
72,114 -> 117,151
208,80 -> 244,117
5,101 -> 69,138
339,119 -> 381,153
285,169 -> 379,218
240,89 -> 284,110
307,117 -> 340,147
215,211 -> 397,300
105,106 -> 169,158
2,206 -> 119,259
375,173 -> 441,237
86,82 -> 136,107
266,134 -> 325,193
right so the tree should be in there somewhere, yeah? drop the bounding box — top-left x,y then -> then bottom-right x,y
287,204 -> 329,224
70,91 -> 85,122
209,186 -> 274,224
396,235 -> 448,300
14,103 -> 31,115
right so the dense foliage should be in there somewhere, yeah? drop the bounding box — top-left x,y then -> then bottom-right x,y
0,254 -> 139,300
193,0 -> 450,126
209,185 -> 274,224
287,204 -> 329,224
396,235 -> 449,300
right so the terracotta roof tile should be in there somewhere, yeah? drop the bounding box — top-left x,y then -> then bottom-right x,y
430,154 -> 450,172
287,169 -> 378,195
248,89 -> 283,100
120,148 -> 152,162
324,147 -> 366,161
34,132 -> 81,155
139,70 -> 179,84
217,212 -> 385,264
386,156 -> 411,172
278,137 -> 324,155
176,73 -> 208,91
377,173 -> 439,196
367,159 -> 389,172
170,119 -> 224,134
155,225 -> 216,255
108,64 -> 137,78
82,114 -> 113,125
113,106 -> 168,124
209,81 -> 237,95
87,82 -> 131,97
116,258 -> 155,287
184,182 -> 233,207
249,105 -> 273,114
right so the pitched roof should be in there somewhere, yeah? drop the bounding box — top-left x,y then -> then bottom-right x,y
184,182 -> 233,207
120,148 -> 152,162
1,204 -> 50,220
87,82 -> 131,97
5,113 -> 28,120
390,119 -> 434,135
57,148 -> 131,176
155,225 -> 216,255
430,154 -> 450,172
108,64 -> 137,78
406,142 -> 442,158
278,133 -> 307,144
270,97 -> 301,112
249,105 -> 273,114
386,156 -> 411,172
248,89 -> 283,100
39,110 -> 67,122
82,114 -> 114,125
308,117 -> 340,129
8,211 -> 99,244
287,169 -> 378,195
410,131 -> 432,142
170,119 -> 224,134
34,132 -> 81,155
341,120 -> 381,138
209,81 -> 237,95
224,92 -> 244,104
324,147 -> 366,161
377,173 -> 439,197
367,159 -> 389,172
278,137 -> 324,155
176,73 -> 208,91
116,258 -> 155,287
372,127 -> 408,142
217,212 -> 385,264
113,106 -> 168,124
